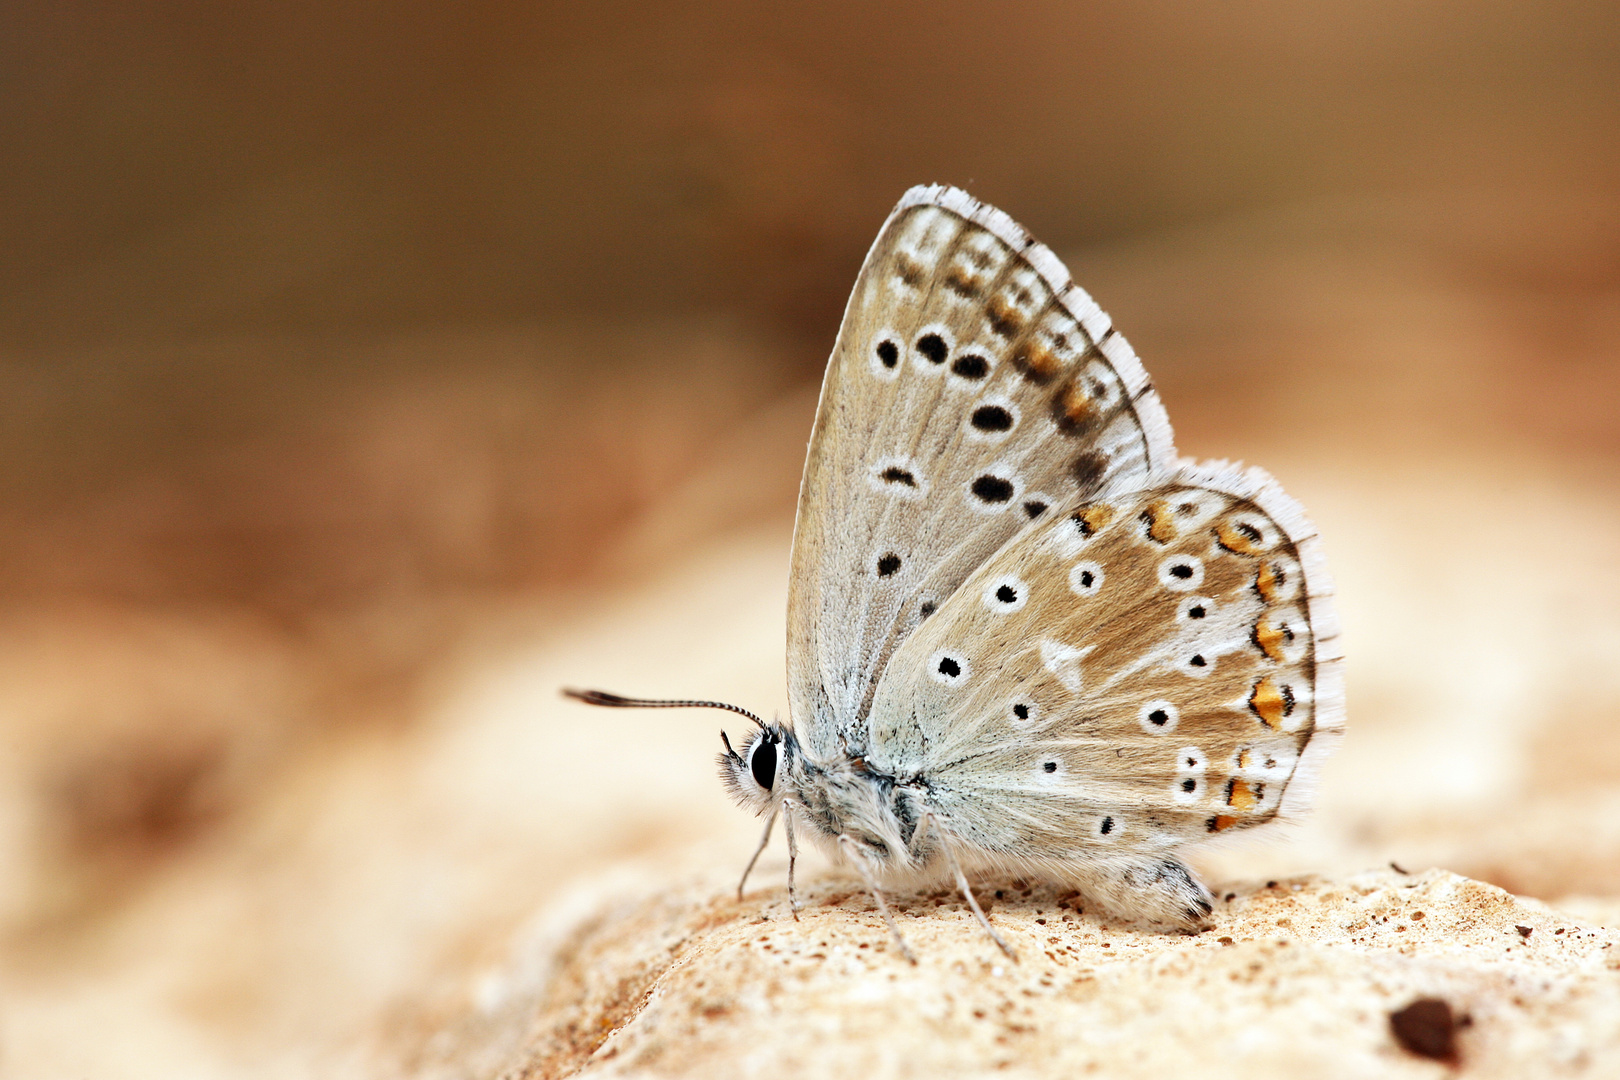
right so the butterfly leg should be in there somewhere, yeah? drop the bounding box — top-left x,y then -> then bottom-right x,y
736,806 -> 778,901
838,834 -> 916,964
1071,856 -> 1215,932
782,799 -> 800,920
922,813 -> 1016,962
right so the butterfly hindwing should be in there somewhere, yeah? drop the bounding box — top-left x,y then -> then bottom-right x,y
787,186 -> 1177,761
863,463 -> 1343,861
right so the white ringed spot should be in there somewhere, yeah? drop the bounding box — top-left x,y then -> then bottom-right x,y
948,349 -> 995,383
1178,650 -> 1216,678
964,468 -> 1021,514
982,574 -> 1028,614
868,455 -> 928,500
965,395 -> 1019,441
1138,700 -> 1180,734
1008,698 -> 1042,727
1068,561 -> 1104,597
927,649 -> 971,687
1173,773 -> 1204,805
1157,555 -> 1205,591
868,329 -> 903,381
910,323 -> 955,374
1177,596 -> 1214,623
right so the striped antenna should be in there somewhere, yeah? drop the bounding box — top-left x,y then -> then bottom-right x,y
562,688 -> 765,728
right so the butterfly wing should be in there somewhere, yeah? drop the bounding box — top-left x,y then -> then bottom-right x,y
787,185 -> 1177,761
863,462 -> 1344,861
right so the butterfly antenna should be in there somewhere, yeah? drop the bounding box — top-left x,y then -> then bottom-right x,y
562,688 -> 765,729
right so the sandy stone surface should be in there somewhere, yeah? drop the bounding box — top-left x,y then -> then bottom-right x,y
385,862 -> 1620,1079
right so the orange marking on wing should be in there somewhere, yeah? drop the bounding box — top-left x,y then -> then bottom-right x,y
1226,778 -> 1260,811
1053,378 -> 1096,431
1252,614 -> 1295,661
1141,501 -> 1177,544
1255,560 -> 1285,601
944,268 -> 983,297
1073,503 -> 1117,536
1207,814 -> 1239,832
1215,518 -> 1266,556
987,297 -> 1027,338
1248,676 -> 1291,728
1012,340 -> 1062,383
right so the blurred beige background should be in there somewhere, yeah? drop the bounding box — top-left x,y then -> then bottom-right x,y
1,2 -> 1618,1076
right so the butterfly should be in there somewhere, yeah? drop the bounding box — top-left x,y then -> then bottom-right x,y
568,185 -> 1343,961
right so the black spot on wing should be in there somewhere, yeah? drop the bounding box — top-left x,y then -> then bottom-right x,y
970,405 -> 1014,432
951,354 -> 989,380
970,475 -> 1014,503
881,466 -> 917,487
916,333 -> 948,365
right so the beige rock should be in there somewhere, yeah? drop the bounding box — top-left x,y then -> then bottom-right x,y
388,862 -> 1620,1079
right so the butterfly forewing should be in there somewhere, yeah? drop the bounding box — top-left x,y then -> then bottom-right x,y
787,186 -> 1177,760
863,464 -> 1344,858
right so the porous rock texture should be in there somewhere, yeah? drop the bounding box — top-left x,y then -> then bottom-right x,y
388,863 -> 1620,1079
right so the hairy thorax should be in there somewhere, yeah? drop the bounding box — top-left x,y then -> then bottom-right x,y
785,748 -> 941,880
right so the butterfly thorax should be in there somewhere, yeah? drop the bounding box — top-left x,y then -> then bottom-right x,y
723,722 -> 938,876
798,757 -> 937,868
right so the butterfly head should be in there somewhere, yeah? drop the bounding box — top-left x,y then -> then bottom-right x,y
719,723 -> 797,812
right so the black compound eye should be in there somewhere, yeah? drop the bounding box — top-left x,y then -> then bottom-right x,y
749,737 -> 777,790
